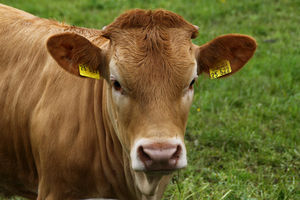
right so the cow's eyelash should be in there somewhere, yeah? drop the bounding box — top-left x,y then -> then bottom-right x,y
189,79 -> 195,89
188,77 -> 198,90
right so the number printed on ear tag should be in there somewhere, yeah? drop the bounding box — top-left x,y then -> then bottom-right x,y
79,64 -> 100,80
209,60 -> 232,79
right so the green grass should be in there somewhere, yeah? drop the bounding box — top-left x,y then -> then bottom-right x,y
1,0 -> 299,199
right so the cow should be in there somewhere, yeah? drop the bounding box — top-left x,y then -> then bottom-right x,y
0,3 -> 256,200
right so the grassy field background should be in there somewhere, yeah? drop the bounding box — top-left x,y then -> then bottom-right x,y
0,0 -> 299,199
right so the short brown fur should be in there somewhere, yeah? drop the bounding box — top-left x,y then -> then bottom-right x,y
0,4 -> 256,200
103,9 -> 198,38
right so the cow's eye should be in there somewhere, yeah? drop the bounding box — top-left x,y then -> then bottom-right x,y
189,79 -> 196,90
112,80 -> 122,92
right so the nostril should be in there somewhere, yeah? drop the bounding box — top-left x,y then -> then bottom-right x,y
138,144 -> 182,164
171,145 -> 182,160
138,146 -> 152,164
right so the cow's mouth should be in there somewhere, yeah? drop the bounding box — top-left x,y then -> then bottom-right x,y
143,169 -> 178,175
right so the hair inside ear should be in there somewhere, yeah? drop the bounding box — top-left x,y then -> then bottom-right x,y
196,34 -> 257,77
47,33 -> 103,77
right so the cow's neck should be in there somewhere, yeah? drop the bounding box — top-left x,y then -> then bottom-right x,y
96,80 -> 172,200
90,80 -> 135,199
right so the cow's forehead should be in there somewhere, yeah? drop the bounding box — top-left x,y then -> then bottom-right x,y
111,27 -> 195,66
109,45 -> 197,103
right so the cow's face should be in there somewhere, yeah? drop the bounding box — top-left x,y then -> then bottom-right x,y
47,9 -> 256,195
105,27 -> 198,172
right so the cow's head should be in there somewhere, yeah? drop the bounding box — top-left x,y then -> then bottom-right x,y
47,9 -> 256,195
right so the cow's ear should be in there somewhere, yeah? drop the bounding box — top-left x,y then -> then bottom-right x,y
47,33 -> 105,78
196,34 -> 257,77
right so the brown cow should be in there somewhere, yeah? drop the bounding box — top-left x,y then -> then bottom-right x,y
0,4 -> 256,200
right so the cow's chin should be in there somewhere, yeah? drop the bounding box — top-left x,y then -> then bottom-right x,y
133,170 -> 173,197
132,166 -> 185,196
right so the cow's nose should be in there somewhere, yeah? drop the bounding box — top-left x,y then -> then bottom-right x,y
137,143 -> 182,171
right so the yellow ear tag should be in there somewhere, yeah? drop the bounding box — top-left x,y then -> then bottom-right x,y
209,60 -> 232,79
79,64 -> 100,80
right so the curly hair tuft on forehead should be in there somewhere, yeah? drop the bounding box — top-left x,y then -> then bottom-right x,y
103,9 -> 198,39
